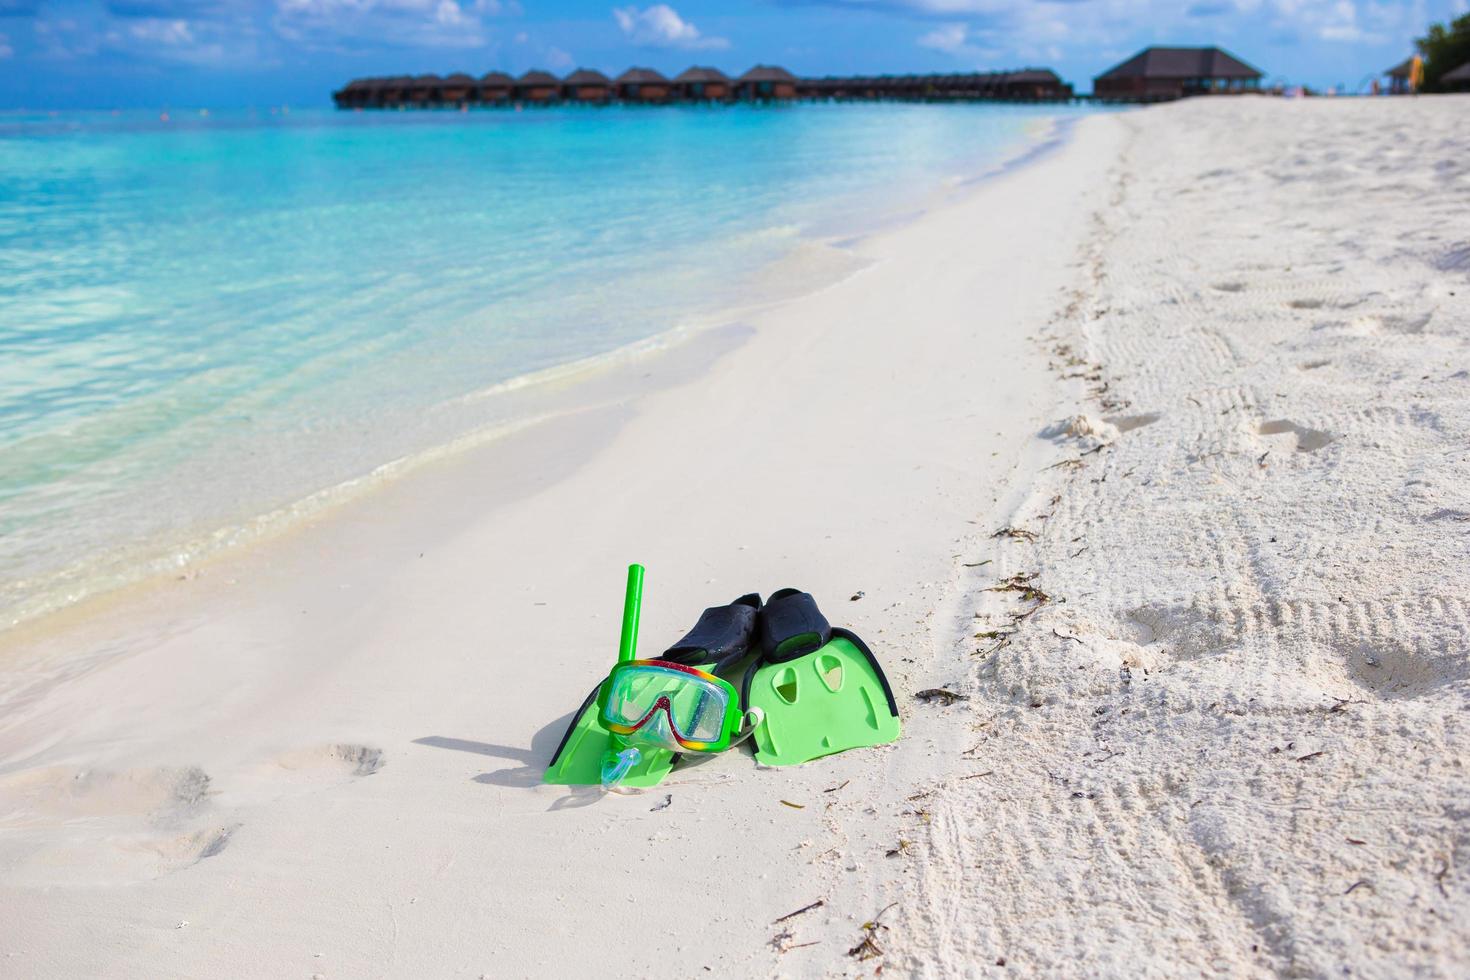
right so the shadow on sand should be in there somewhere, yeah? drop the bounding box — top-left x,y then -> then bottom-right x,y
413,708 -> 605,810
414,696 -> 757,811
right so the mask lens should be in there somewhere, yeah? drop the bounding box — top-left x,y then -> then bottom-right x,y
666,678 -> 729,743
604,664 -> 661,727
603,663 -> 731,747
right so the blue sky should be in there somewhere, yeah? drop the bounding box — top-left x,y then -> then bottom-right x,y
2,0 -> 1465,107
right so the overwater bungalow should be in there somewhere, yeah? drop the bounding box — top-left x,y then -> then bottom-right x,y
616,67 -> 671,103
1445,61 -> 1470,91
355,78 -> 387,108
479,71 -> 514,104
377,76 -> 412,107
407,74 -> 443,106
440,73 -> 476,105
515,70 -> 561,103
735,65 -> 799,100
331,77 -> 374,108
1093,46 -> 1262,102
997,69 -> 1071,100
673,66 -> 730,101
563,69 -> 612,103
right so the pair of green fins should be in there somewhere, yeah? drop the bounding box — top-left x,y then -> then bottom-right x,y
545,588 -> 901,787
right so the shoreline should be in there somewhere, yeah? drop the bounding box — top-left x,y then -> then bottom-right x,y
1,108 -> 1075,640
0,100 -> 1119,975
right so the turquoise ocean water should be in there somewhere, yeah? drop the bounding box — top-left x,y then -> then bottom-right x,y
0,103 -> 1087,628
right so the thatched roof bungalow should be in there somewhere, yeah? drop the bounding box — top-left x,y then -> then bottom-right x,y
999,68 -> 1070,100
673,66 -> 730,101
1385,58 -> 1414,77
1444,61 -> 1470,91
735,65 -> 798,100
1094,46 -> 1261,101
616,67 -> 671,102
893,74 -> 924,98
479,71 -> 514,103
515,69 -> 561,103
379,75 -> 414,106
407,74 -> 443,105
1383,57 -> 1420,93
332,77 -> 376,108
439,72 -> 476,104
563,68 -> 612,102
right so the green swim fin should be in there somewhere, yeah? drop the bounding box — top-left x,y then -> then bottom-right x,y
543,592 -> 763,787
542,681 -> 678,787
742,590 -> 900,767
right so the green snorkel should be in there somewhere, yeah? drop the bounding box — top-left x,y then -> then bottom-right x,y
618,563 -> 644,668
599,563 -> 646,790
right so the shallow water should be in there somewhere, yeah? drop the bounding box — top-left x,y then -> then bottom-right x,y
0,102 -> 1096,627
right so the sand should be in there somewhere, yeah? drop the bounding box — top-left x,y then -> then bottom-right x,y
1,97 -> 1467,978
883,96 -> 1470,976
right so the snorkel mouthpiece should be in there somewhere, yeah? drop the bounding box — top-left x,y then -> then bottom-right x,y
600,743 -> 642,791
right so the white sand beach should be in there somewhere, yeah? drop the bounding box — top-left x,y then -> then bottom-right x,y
2,97 -> 1468,977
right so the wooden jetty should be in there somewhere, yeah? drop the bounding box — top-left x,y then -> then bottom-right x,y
332,65 -> 1075,109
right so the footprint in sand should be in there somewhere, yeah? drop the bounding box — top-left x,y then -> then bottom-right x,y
1107,412 -> 1162,433
1328,622 -> 1470,700
121,822 -> 242,869
0,746 -> 381,884
1378,311 -> 1434,335
270,743 -> 385,779
1435,243 -> 1470,272
0,765 -> 230,884
1256,419 -> 1336,453
0,764 -> 212,825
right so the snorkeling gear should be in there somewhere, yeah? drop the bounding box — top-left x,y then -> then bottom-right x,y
544,569 -> 902,790
742,588 -> 900,767
543,566 -> 762,789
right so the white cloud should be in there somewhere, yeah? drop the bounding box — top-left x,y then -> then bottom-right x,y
31,7 -> 263,65
128,18 -> 194,45
915,19 -> 1008,61
114,16 -> 263,65
612,4 -> 728,50
819,0 -> 1418,55
918,22 -> 968,53
546,44 -> 573,69
272,0 -> 490,48
434,0 -> 465,25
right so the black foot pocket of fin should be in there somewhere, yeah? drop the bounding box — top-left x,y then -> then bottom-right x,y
662,593 -> 762,673
758,588 -> 831,663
